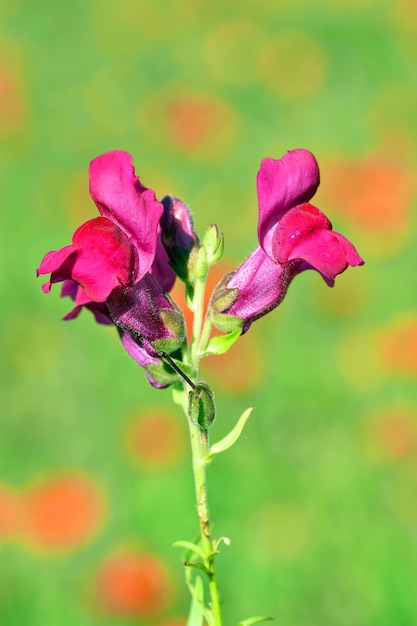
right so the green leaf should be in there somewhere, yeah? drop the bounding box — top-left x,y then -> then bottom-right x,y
203,328 -> 242,356
206,407 -> 254,462
186,575 -> 205,626
238,617 -> 273,626
173,540 -> 208,564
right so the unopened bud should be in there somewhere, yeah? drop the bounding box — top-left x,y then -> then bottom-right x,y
188,245 -> 208,283
189,381 -> 216,429
202,224 -> 224,265
160,196 -> 199,283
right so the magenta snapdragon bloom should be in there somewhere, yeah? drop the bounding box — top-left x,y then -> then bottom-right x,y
37,151 -> 184,386
212,149 -> 364,332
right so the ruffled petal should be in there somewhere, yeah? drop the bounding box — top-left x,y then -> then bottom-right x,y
257,149 -> 320,258
69,217 -> 137,301
285,229 -> 364,285
37,245 -> 77,293
37,217 -> 137,302
270,203 -> 332,264
89,151 -> 163,280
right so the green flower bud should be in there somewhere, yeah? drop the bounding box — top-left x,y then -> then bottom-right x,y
189,382 -> 216,429
202,224 -> 224,265
188,245 -> 208,283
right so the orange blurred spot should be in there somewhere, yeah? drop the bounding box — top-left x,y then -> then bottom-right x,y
377,316 -> 417,377
127,407 -> 186,468
0,484 -> 23,541
378,412 -> 417,459
170,260 -> 235,342
169,94 -> 235,153
25,475 -> 104,551
323,156 -> 415,234
0,71 -> 26,134
96,549 -> 169,617
202,329 -> 264,394
359,406 -> 417,463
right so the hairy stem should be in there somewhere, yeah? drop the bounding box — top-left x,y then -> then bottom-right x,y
186,269 -> 222,624
188,419 -> 222,624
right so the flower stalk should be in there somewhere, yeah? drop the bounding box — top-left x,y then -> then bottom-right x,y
185,262 -> 223,623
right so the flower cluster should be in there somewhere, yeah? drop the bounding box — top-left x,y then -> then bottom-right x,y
38,149 -> 363,385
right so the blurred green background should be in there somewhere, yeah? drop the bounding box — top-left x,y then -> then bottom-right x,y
1,0 -> 416,624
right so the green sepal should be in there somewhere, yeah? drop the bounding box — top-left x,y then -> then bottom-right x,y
189,382 -> 216,429
152,335 -> 184,355
206,407 -> 253,462
238,617 -> 273,625
160,308 -> 186,339
145,363 -> 179,386
202,224 -> 224,265
210,286 -> 239,314
202,328 -> 242,357
211,312 -> 244,333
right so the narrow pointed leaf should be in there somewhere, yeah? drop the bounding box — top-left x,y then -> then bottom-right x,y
173,540 -> 208,563
203,328 -> 242,356
207,407 -> 254,461
238,617 -> 273,626
186,575 -> 204,626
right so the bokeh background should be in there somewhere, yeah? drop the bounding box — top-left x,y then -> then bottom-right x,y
1,0 -> 416,624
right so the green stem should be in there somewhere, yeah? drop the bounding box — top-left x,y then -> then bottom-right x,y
191,274 -> 207,366
188,419 -> 222,624
186,270 -> 222,624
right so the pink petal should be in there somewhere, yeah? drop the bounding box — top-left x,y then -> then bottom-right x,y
69,217 -> 137,302
37,245 -> 78,292
271,203 -> 331,264
257,149 -> 320,258
286,229 -> 364,284
89,151 -> 163,280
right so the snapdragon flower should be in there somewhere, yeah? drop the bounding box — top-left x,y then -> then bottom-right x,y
37,150 -> 184,386
211,149 -> 364,332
